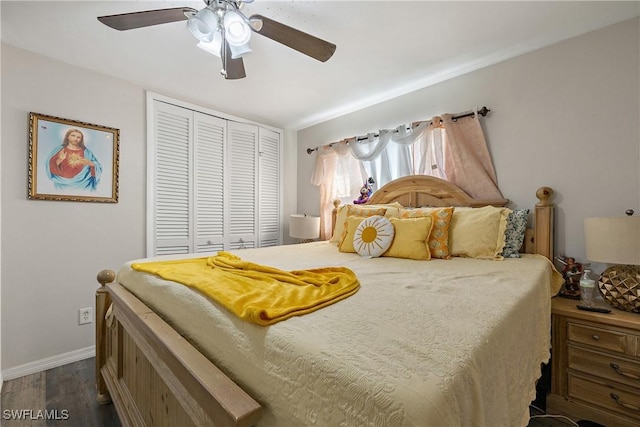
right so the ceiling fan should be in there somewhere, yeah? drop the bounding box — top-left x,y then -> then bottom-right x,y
98,0 -> 336,80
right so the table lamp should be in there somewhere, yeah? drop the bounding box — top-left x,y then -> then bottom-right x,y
584,210 -> 640,313
290,214 -> 320,243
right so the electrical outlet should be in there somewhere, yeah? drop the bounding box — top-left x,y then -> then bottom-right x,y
79,307 -> 93,325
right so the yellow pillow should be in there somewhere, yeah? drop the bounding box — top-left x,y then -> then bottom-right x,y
382,216 -> 434,260
399,207 -> 454,259
353,216 -> 395,257
331,204 -> 349,244
369,202 -> 403,218
330,203 -> 401,244
339,216 -> 367,253
449,206 -> 511,260
338,205 -> 388,245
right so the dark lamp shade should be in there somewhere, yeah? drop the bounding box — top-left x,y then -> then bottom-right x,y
290,214 -> 320,240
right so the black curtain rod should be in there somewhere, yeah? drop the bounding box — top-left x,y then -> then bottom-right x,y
306,106 -> 490,155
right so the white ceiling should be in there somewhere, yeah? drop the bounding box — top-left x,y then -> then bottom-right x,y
2,1 -> 639,130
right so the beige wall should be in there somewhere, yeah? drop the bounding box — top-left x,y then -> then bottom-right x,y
297,18 -> 640,264
0,44 -> 297,373
1,44 -> 147,372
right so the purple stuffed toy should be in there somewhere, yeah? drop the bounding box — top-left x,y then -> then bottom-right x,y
353,177 -> 375,204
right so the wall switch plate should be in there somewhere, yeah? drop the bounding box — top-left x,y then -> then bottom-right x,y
79,307 -> 93,325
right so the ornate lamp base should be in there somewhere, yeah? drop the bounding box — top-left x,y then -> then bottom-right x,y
598,264 -> 640,313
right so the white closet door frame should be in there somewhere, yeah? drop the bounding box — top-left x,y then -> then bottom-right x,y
146,100 -> 194,256
146,92 -> 283,256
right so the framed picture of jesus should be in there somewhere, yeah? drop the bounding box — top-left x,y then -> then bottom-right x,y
28,112 -> 120,203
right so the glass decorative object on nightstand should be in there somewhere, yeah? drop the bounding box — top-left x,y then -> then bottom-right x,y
579,269 -> 597,307
584,210 -> 640,313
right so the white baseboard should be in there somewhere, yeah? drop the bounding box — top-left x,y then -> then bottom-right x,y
1,346 -> 95,381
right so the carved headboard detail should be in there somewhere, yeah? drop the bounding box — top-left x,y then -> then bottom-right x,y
366,175 -> 509,208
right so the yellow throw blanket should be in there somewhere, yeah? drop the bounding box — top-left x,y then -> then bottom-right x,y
131,251 -> 360,326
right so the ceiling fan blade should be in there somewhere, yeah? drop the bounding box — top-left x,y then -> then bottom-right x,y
98,7 -> 197,31
223,42 -> 247,80
249,14 -> 336,62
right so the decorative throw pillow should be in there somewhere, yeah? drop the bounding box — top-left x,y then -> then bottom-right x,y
353,216 -> 395,258
399,207 -> 455,259
338,205 -> 388,246
382,216 -> 434,260
330,204 -> 349,244
501,209 -> 530,258
339,216 -> 366,253
331,203 -> 400,244
449,206 -> 511,260
368,202 -> 403,218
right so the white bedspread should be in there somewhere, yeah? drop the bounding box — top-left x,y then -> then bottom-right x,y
117,242 -> 559,427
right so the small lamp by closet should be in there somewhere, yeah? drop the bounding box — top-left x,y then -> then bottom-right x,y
290,214 -> 320,244
584,210 -> 640,313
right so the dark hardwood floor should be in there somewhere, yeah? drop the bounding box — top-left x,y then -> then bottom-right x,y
1,358 -> 120,427
1,358 -> 585,427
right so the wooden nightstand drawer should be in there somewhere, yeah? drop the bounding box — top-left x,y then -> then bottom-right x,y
568,374 -> 640,420
550,298 -> 640,426
568,345 -> 640,389
568,322 -> 629,355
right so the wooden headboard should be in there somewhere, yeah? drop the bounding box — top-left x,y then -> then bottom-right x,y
332,175 -> 554,260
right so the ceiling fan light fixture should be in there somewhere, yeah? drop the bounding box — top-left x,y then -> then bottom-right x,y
229,41 -> 252,59
196,31 -> 223,57
98,1 -> 337,79
187,7 -> 219,42
224,10 -> 251,46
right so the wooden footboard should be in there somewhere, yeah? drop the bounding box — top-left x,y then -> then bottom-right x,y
95,271 -> 262,427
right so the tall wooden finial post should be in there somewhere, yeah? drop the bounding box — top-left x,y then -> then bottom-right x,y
96,269 -> 115,404
535,187 -> 554,260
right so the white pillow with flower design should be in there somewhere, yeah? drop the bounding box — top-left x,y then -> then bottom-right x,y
353,215 -> 395,258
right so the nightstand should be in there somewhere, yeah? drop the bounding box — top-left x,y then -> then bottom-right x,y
548,297 -> 640,427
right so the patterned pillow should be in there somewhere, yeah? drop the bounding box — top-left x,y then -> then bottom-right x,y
399,207 -> 455,259
501,209 -> 530,258
353,216 -> 395,258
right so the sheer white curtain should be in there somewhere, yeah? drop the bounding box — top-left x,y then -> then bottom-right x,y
414,118 -> 447,180
350,122 -> 438,189
310,142 -> 367,240
310,108 -> 503,240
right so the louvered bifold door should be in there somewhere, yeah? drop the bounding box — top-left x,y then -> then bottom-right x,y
258,128 -> 281,247
194,113 -> 227,253
149,102 -> 194,256
226,121 -> 258,250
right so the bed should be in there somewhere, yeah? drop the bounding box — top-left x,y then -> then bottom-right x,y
94,175 -> 559,427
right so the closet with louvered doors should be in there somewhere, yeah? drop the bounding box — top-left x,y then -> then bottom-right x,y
147,97 -> 282,257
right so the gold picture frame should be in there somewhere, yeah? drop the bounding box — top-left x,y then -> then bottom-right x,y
28,112 -> 119,203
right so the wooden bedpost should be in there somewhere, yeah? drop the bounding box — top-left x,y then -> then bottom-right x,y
534,187 -> 554,261
96,269 -> 115,405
